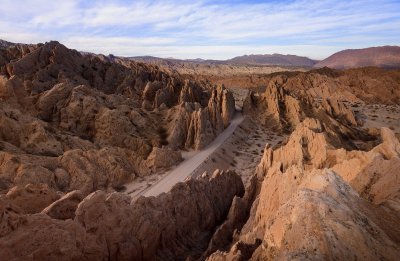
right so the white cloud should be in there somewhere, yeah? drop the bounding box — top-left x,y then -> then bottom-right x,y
0,0 -> 399,59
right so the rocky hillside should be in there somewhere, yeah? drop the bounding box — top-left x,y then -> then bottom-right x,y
0,40 -> 235,196
315,46 -> 400,69
0,170 -> 244,260
208,123 -> 400,260
227,54 -> 317,67
0,39 -> 15,49
0,41 -> 399,260
206,69 -> 400,260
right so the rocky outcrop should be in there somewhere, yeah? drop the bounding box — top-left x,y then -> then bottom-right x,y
168,85 -> 236,150
243,68 -> 399,130
243,72 -> 373,152
145,147 -> 183,171
321,97 -> 357,126
209,169 -> 400,261
206,119 -> 400,260
0,41 -> 236,200
42,190 -> 84,220
203,173 -> 261,258
58,148 -> 149,194
0,170 -> 244,261
243,80 -> 306,130
0,39 -> 15,49
0,147 -> 146,196
5,183 -> 60,214
219,85 -> 236,127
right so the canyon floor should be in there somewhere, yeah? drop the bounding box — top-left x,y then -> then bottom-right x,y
128,93 -> 400,198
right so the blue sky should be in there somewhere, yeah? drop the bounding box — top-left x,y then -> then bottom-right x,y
0,0 -> 399,59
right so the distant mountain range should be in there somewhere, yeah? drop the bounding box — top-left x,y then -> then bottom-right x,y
130,54 -> 316,67
129,56 -> 224,65
132,47 -> 400,69
315,46 -> 400,69
227,54 -> 317,67
1,39 -> 399,69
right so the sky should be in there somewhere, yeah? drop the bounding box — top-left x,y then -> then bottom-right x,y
0,0 -> 399,60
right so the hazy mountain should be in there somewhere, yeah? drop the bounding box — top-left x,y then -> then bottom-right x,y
129,56 -> 223,65
315,46 -> 400,69
227,54 -> 317,66
130,54 -> 317,67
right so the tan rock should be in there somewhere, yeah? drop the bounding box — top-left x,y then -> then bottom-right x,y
54,168 -> 70,191
0,170 -> 244,261
168,85 -> 235,150
145,147 -> 182,171
321,97 -> 357,125
13,164 -> 56,187
59,148 -> 148,194
6,183 -> 60,214
36,82 -> 74,121
206,116 -> 400,260
0,196 -> 25,237
42,190 -> 83,220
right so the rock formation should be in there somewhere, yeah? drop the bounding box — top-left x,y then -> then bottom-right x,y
0,170 -> 244,260
206,120 -> 400,261
168,85 -> 235,150
0,41 -> 236,202
0,39 -> 399,261
202,68 -> 400,260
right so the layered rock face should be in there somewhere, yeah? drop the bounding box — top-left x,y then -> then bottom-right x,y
0,41 -> 236,201
0,170 -> 244,260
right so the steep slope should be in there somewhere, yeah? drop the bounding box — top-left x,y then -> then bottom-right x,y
315,46 -> 400,69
